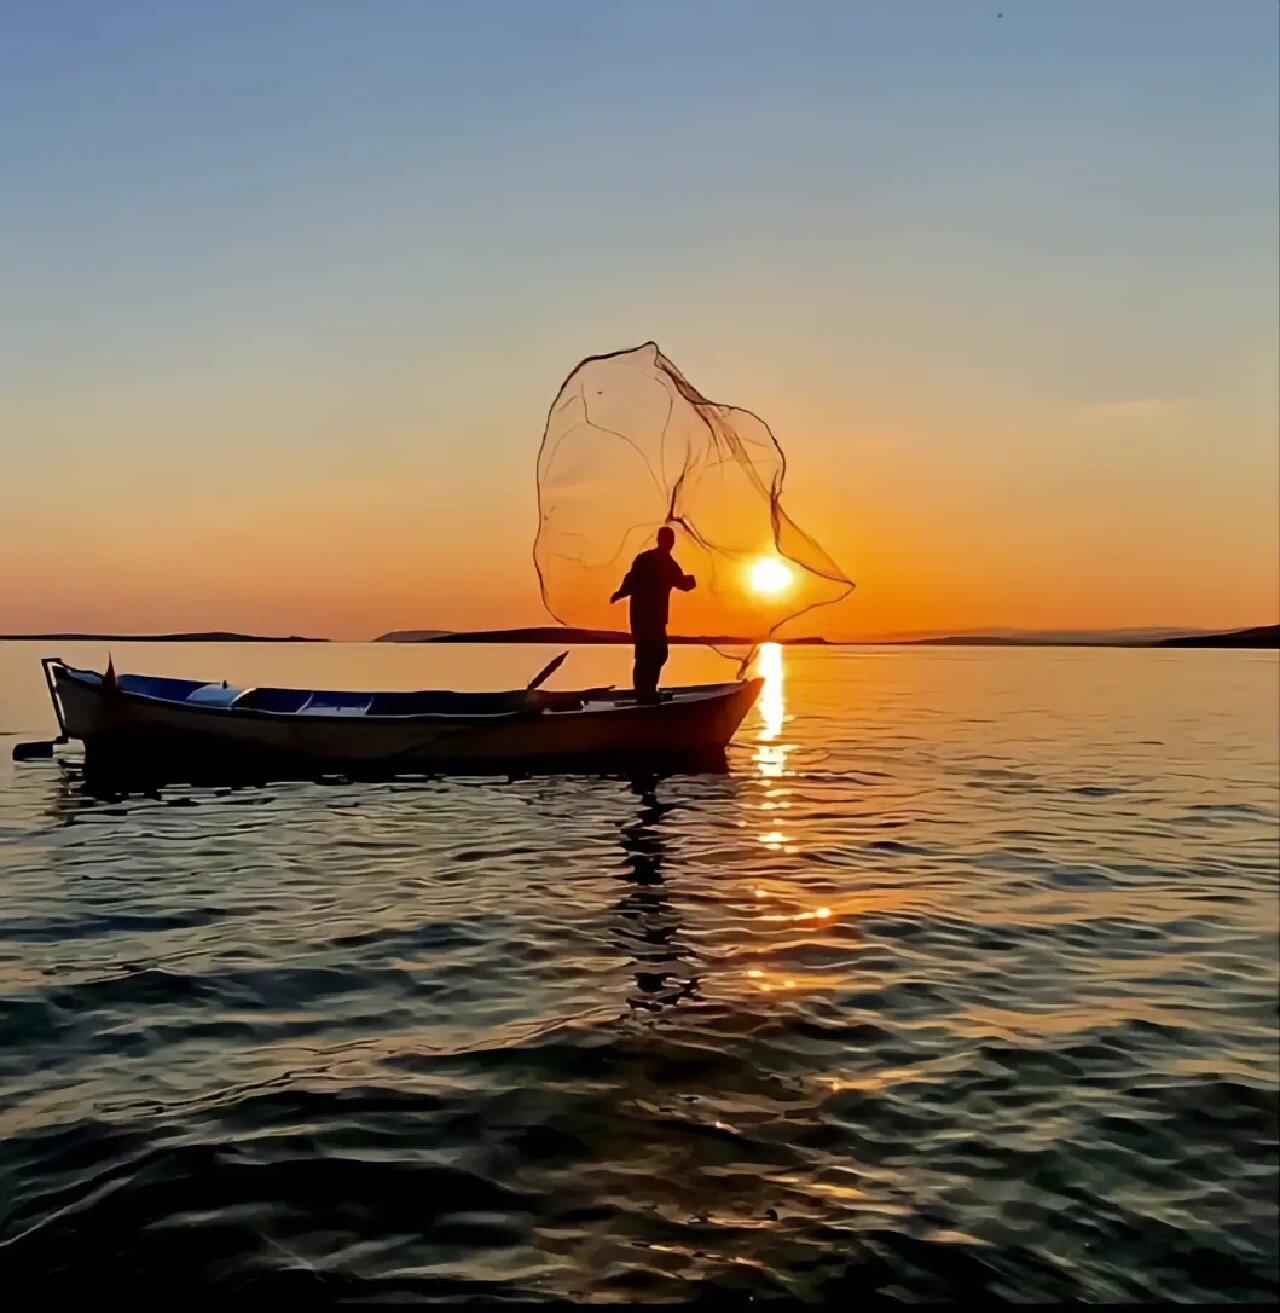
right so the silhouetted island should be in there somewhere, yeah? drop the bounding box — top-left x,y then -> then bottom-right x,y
378,627 -> 830,646
910,626 -> 1277,648
0,632 -> 327,643
1158,624 -> 1278,649
907,626 -> 1209,646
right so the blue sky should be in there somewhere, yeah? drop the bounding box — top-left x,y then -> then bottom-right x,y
2,1 -> 1276,636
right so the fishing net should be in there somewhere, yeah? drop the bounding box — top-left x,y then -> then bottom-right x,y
534,342 -> 853,665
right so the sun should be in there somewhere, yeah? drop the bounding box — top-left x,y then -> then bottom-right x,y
748,556 -> 794,598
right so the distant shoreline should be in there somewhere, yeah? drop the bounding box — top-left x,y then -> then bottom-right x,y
379,627 -> 831,647
0,632 -> 327,644
376,623 -> 1279,649
906,625 -> 1278,649
3,624 -> 1274,649
1155,625 -> 1278,649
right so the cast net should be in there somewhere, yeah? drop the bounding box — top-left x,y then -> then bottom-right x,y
533,343 -> 853,666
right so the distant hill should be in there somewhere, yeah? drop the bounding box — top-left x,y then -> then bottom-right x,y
907,625 -> 1275,649
376,630 -> 452,643
1158,625 -> 1278,649
0,632 -> 326,643
376,626 -> 830,646
906,627 -> 1210,647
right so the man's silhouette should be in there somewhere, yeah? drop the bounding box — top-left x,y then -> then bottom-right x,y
611,526 -> 696,703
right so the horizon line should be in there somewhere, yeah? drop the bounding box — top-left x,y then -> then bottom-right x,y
3,621 -> 1277,646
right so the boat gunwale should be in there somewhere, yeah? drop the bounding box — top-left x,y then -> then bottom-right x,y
52,663 -> 760,728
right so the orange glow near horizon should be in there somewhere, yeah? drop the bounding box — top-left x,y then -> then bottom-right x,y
2,357 -> 1276,641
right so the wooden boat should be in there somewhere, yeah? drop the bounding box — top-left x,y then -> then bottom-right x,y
32,658 -> 762,777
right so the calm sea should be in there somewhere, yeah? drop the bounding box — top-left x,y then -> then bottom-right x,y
1,640 -> 1277,1300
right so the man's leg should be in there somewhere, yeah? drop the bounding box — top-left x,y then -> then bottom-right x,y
633,638 -> 665,703
633,641 -> 656,702
651,638 -> 669,697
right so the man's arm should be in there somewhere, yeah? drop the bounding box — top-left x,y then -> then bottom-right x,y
610,566 -> 635,605
670,558 -> 696,591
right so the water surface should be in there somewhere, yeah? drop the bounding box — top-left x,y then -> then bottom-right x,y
1,641 -> 1277,1300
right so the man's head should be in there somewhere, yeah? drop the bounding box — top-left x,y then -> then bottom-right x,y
656,525 -> 676,553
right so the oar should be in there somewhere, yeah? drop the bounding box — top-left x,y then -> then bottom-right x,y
525,650 -> 569,691
12,737 -> 64,761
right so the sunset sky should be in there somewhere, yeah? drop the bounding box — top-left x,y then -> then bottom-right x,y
2,0 -> 1276,640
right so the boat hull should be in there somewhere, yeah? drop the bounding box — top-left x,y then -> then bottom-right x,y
50,663 -> 762,779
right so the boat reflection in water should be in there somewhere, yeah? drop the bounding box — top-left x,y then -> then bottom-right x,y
614,775 -> 700,1016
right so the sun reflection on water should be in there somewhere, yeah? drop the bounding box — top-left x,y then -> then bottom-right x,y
757,642 -> 785,741
743,644 -> 849,986
753,642 -> 790,780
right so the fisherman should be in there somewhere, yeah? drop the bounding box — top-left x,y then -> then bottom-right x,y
610,526 -> 696,704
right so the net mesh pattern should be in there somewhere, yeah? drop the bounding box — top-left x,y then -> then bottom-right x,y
534,343 -> 853,662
